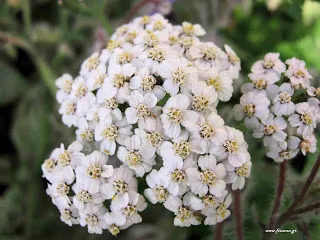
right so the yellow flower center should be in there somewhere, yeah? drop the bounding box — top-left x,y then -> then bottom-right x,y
56,182 -> 70,195
173,140 -> 191,159
146,131 -> 164,147
86,214 -> 98,226
203,47 -> 217,61
109,224 -> 120,236
86,164 -> 102,179
136,104 -> 152,119
102,124 -> 118,140
167,108 -> 183,124
235,163 -> 250,177
172,68 -> 186,85
301,114 -> 312,125
105,98 -> 118,109
77,190 -> 92,203
142,75 -> 157,91
154,186 -> 169,202
279,92 -> 291,103
243,104 -> 255,117
171,169 -> 186,183
200,169 -> 216,185
207,77 -> 222,91
113,180 -> 128,194
113,74 -> 130,88
149,47 -> 165,62
118,52 -> 132,64
58,151 -> 71,166
223,140 -> 238,153
192,95 -> 210,112
200,122 -> 215,139
126,151 -> 142,167
254,79 -> 266,90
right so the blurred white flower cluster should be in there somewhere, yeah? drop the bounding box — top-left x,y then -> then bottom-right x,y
234,53 -> 320,162
42,14 -> 251,234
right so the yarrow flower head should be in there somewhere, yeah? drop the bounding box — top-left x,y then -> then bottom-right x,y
234,53 -> 320,163
42,14 -> 250,234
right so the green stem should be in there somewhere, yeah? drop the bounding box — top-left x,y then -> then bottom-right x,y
22,0 -> 31,36
98,13 -> 113,35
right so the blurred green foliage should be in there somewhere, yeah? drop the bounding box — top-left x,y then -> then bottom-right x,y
0,0 -> 319,239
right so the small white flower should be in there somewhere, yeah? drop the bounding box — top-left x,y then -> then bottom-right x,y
212,126 -> 250,167
253,114 -> 287,146
104,211 -> 127,236
56,73 -> 73,103
46,180 -> 71,210
164,195 -> 201,227
271,83 -> 295,117
59,98 -> 78,127
160,155 -> 196,195
86,65 -> 107,91
125,90 -> 158,129
134,117 -> 165,151
189,42 -> 228,71
241,72 -> 279,100
102,63 -> 136,103
160,94 -> 198,138
59,204 -> 79,226
117,135 -> 156,177
251,52 -> 286,75
158,57 -> 198,96
72,183 -> 104,210
233,92 -> 270,129
100,165 -> 138,199
186,155 -> 226,197
160,130 -> 192,163
144,169 -> 178,204
110,191 -> 147,225
199,67 -> 233,102
224,45 -> 241,79
288,102 -> 317,137
285,58 -> 312,89
190,112 -> 225,154
95,117 -> 132,155
181,22 -> 206,37
299,134 -> 317,155
79,203 -> 108,234
129,67 -> 166,100
224,160 -> 252,190
307,86 -> 320,97
51,141 -> 85,184
188,81 -> 218,113
110,44 -> 144,66
266,136 -> 300,162
140,45 -> 179,74
75,151 -> 114,194
70,77 -> 96,117
80,52 -> 108,78
202,194 -> 232,225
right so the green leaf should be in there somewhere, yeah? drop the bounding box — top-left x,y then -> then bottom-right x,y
0,60 -> 27,106
0,155 -> 13,184
11,85 -> 54,164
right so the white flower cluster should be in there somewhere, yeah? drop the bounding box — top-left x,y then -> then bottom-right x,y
234,53 -> 320,162
42,14 -> 251,234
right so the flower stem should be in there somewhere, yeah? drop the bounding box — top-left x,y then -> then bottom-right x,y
21,0 -> 31,36
124,0 -> 160,23
278,201 -> 320,226
233,189 -> 243,240
267,160 -> 287,230
214,222 -> 224,240
282,155 -> 320,218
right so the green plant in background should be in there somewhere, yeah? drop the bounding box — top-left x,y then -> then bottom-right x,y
0,0 -> 319,240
